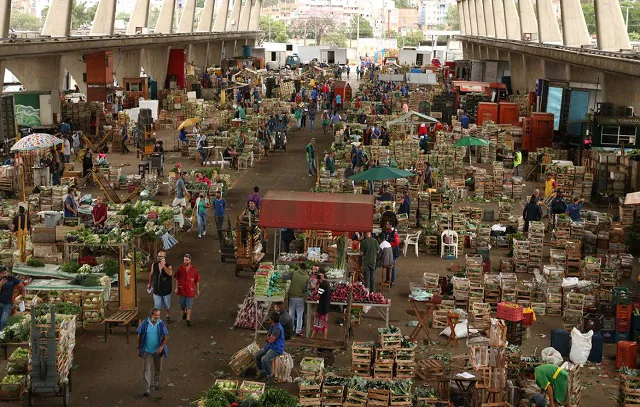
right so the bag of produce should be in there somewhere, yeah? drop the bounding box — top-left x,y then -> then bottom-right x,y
270,352 -> 293,383
569,328 -> 593,365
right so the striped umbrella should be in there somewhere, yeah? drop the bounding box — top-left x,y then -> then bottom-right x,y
11,133 -> 63,152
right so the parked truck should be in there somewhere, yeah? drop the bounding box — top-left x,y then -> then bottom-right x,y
296,46 -> 349,65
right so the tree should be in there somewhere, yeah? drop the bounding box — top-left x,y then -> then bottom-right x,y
394,0 -> 412,8
197,0 -> 205,7
346,16 -> 374,39
321,32 -> 348,47
10,12 -> 42,31
41,0 -> 98,29
116,11 -> 130,23
582,0 -> 640,37
445,5 -> 459,30
259,16 -> 289,42
581,0 -> 596,34
288,13 -> 337,45
148,7 -> 161,29
401,30 -> 425,46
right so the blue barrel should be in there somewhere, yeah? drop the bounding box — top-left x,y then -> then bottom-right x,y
588,332 -> 603,363
242,45 -> 251,58
551,328 -> 571,357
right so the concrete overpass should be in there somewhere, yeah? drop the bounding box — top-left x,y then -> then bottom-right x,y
455,0 -> 640,110
0,0 -> 264,92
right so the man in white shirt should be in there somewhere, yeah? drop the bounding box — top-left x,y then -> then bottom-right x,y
63,137 -> 71,163
376,235 -> 394,291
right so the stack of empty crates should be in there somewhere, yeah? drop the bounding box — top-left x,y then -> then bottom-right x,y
467,302 -> 491,345
549,248 -> 567,274
516,281 -> 533,308
453,278 -> 470,311
544,265 -> 564,316
563,293 -> 585,330
513,238 -> 529,273
565,241 -> 583,277
500,274 -> 517,303
351,342 -> 373,377
484,274 -> 501,312
553,215 -> 572,248
528,221 -> 545,272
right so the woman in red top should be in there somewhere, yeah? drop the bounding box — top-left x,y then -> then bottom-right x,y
91,196 -> 108,227
174,254 -> 200,327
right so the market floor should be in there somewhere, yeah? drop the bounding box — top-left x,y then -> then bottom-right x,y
11,86 -> 623,406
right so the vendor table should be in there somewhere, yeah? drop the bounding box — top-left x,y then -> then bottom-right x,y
304,300 -> 391,337
408,298 -> 437,342
202,146 -> 217,165
452,371 -> 481,407
253,295 -> 285,339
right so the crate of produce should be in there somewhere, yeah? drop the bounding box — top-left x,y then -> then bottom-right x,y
229,342 -> 260,375
299,357 -> 324,378
214,379 -> 238,394
375,347 -> 396,364
321,375 -> 348,406
298,378 -> 322,406
373,362 -> 394,379
344,388 -> 368,406
351,342 -> 373,363
496,302 -> 523,322
6,348 -> 28,375
378,326 -> 402,349
367,388 -> 390,406
614,287 -> 632,305
395,363 -> 416,379
0,375 -> 26,401
238,381 -> 265,400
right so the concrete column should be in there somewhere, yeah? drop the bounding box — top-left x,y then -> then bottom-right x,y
238,0 -> 252,31
5,56 -> 63,91
560,0 -> 591,47
142,46 -> 170,88
468,0 -> 478,35
248,0 -> 261,30
543,60 -> 569,80
508,52 -> 526,93
602,73 -> 640,111
458,1 -> 466,35
213,0 -> 230,31
223,40 -> 234,59
226,0 -> 242,31
60,54 -> 87,94
127,0 -> 150,34
155,0 -> 176,34
91,0 -> 117,35
524,55 -> 543,88
483,0 -> 495,37
463,1 -> 472,35
178,0 -> 196,33
595,0 -> 631,51
210,41 -> 223,65
113,49 -> 143,88
0,0 -> 10,39
188,43 -> 210,69
536,0 -> 562,43
42,0 -> 72,37
197,0 -> 216,32
503,0 -> 520,40
475,0 -> 487,35
493,0 -> 506,39
518,0 -> 537,40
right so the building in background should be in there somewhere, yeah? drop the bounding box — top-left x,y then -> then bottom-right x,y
12,0 -> 37,16
419,0 -> 456,29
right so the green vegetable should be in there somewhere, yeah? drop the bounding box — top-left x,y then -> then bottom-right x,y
26,259 -> 45,267
35,302 -> 81,317
258,388 -> 297,407
200,385 -> 239,407
335,236 -> 346,270
61,261 -> 81,274
70,274 -> 101,287
413,386 -> 439,399
8,348 -> 28,361
1,375 -> 25,384
102,259 -> 119,278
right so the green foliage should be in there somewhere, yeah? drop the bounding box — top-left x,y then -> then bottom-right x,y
321,32 -> 348,47
445,6 -> 459,31
259,16 -> 289,42
346,16 -> 374,39
148,7 -> 161,29
197,0 -> 206,7
288,15 -> 337,44
401,30 -> 425,46
26,259 -> 45,268
582,0 -> 596,34
41,0 -> 98,29
10,12 -> 42,31
394,0 -> 412,7
116,11 -> 130,23
582,0 -> 640,36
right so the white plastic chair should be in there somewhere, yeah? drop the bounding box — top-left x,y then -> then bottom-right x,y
220,151 -> 232,169
440,230 -> 459,259
403,230 -> 422,257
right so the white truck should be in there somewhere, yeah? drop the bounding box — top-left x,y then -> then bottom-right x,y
296,46 -> 349,65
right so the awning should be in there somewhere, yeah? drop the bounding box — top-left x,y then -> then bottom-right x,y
624,191 -> 640,205
259,191 -> 375,232
460,85 -> 485,92
386,111 -> 440,127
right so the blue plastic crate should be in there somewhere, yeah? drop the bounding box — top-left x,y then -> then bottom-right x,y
601,329 -> 615,343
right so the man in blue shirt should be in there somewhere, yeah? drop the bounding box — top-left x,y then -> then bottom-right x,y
212,190 -> 226,241
136,308 -> 168,397
0,267 -> 25,330
255,312 -> 285,385
63,187 -> 78,218
566,197 -> 585,221
398,191 -> 411,215
335,93 -> 342,110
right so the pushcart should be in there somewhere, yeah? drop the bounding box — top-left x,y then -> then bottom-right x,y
234,214 -> 264,276
150,153 -> 164,176
28,304 -> 73,406
220,218 -> 236,263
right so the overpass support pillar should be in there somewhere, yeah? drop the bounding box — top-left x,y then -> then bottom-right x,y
113,49 -> 143,88
492,0 -> 506,39
60,54 -> 87,94
543,60 -> 569,80
127,0 -> 150,35
178,0 -> 196,33
42,0 -> 72,37
5,56 -> 64,91
188,43 -> 211,70
518,0 -> 538,40
482,0 -> 495,37
214,0 -> 230,31
210,42 -> 223,66
536,0 -> 562,43
196,0 -> 215,32
142,47 -> 170,89
249,0 -> 262,31
560,0 -> 591,46
155,0 -> 176,34
474,0 -> 487,35
239,0 -> 253,31
602,74 -> 640,111
91,0 -> 117,35
458,1 -> 467,35
595,0 -> 631,50
468,0 -> 478,35
503,0 -> 521,40
508,53 -> 526,94
227,0 -> 243,31
0,0 -> 10,38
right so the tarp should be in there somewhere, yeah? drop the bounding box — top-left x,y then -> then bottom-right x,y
407,72 -> 437,85
386,111 -> 440,127
378,74 -> 405,82
624,191 -> 640,205
259,191 -> 374,232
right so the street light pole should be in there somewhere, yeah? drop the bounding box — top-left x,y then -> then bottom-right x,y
356,13 -> 360,54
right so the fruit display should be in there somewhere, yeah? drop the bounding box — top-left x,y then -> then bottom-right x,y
307,282 -> 390,304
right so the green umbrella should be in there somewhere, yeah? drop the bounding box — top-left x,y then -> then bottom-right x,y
454,136 -> 490,164
348,166 -> 415,181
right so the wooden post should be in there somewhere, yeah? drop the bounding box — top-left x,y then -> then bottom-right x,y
343,232 -> 353,342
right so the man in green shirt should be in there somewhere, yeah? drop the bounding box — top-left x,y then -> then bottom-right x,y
359,232 -> 379,292
324,151 -> 336,176
533,364 -> 569,407
306,138 -> 316,176
284,267 -> 310,336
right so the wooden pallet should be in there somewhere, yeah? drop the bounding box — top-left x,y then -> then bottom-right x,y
415,359 -> 444,381
92,171 -> 121,204
298,384 -> 322,406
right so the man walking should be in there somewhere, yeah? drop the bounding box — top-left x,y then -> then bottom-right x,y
306,138 -> 317,176
174,254 -> 200,327
255,312 -> 285,385
147,251 -> 173,322
172,172 -> 189,210
311,270 -> 331,340
308,107 -> 316,132
360,232 -> 379,292
213,190 -> 226,241
285,265 -> 310,337
136,308 -> 168,397
247,186 -> 261,208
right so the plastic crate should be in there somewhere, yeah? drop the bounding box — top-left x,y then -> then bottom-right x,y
617,319 -> 631,332
602,329 -> 615,343
598,303 -> 615,316
633,314 -> 640,331
616,341 -> 637,369
617,305 -> 633,320
616,331 -> 631,343
614,287 -> 632,305
603,317 -> 616,331
496,302 -> 523,322
583,313 -> 603,332
522,310 -> 534,326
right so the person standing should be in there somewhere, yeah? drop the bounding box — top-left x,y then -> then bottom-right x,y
549,190 -> 567,230
197,132 -> 207,166
172,172 -> 189,209
0,267 -> 25,330
514,149 -> 523,176
294,107 -> 302,129
247,186 -> 261,208
63,137 -> 71,163
174,254 -> 200,327
213,190 -> 226,241
360,232 -> 379,292
324,151 -> 336,176
301,108 -> 307,129
311,270 -> 331,340
273,301 -> 293,340
308,108 -> 316,132
522,195 -> 543,233
147,252 -> 173,322
397,191 -> 411,215
195,191 -> 209,238
383,221 -> 401,287
63,187 -> 78,219
286,265 -> 309,337
136,308 -> 168,397
566,197 -> 585,222
306,138 -> 317,176
254,312 -> 285,385
91,196 -> 108,227
377,234 -> 394,289
544,174 -> 557,198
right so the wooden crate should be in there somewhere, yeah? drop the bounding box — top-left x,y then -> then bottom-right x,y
367,388 -> 390,406
299,357 -> 324,378
352,342 -> 373,363
321,385 -> 345,406
345,388 -> 368,406
415,398 -> 452,407
375,347 -> 396,364
238,381 -> 265,400
373,362 -> 394,379
395,362 -> 415,379
390,393 -> 412,406
351,362 -> 371,377
415,359 -> 444,381
213,379 -> 238,394
379,333 -> 402,349
298,383 -> 322,406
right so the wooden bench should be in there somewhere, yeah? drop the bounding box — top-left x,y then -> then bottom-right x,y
103,309 -> 138,343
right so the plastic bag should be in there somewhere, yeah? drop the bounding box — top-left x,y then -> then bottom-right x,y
570,328 -> 593,365
541,347 -> 563,365
271,352 -> 294,382
439,320 -> 469,339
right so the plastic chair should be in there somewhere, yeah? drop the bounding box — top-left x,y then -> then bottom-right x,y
403,230 -> 422,257
440,230 -> 459,259
220,151 -> 232,169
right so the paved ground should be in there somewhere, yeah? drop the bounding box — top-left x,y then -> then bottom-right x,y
7,80 -> 625,406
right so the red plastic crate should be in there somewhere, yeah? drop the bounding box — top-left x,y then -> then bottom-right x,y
617,319 -> 631,332
617,341 -> 637,369
617,305 -> 633,320
496,302 -> 523,322
522,311 -> 534,326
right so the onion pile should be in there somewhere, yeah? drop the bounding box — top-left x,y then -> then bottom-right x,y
306,282 -> 389,304
233,287 -> 263,329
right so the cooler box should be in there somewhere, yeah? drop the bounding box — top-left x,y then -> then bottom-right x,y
551,328 -> 571,357
588,331 -> 603,363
